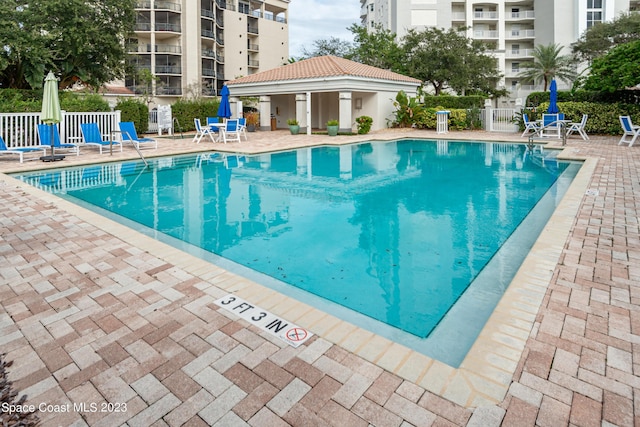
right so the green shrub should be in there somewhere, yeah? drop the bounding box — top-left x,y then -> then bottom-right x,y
355,116 -> 373,134
60,93 -> 110,112
172,99 -> 220,131
115,98 -> 148,135
534,101 -> 640,134
422,95 -> 485,109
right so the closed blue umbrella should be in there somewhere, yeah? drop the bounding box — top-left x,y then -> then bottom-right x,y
217,85 -> 232,119
547,79 -> 559,114
40,71 -> 64,161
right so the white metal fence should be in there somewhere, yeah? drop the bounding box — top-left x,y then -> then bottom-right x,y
0,110 -> 121,148
484,108 -> 518,132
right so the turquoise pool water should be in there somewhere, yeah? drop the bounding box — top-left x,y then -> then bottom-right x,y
14,139 -> 579,366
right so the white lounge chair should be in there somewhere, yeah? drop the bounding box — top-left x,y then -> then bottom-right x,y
566,114 -> 589,140
193,118 -> 216,143
619,116 -> 640,147
0,135 -> 46,163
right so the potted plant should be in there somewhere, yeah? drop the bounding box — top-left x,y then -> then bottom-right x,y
287,118 -> 299,135
326,119 -> 339,136
245,112 -> 259,132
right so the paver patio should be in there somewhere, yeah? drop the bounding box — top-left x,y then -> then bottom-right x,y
0,128 -> 638,426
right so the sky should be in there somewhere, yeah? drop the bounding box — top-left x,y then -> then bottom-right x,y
287,0 -> 362,58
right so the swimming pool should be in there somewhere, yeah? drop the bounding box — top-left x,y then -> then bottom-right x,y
14,139 -> 579,366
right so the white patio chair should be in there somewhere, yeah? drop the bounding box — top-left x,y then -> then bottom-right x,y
566,114 -> 589,140
619,116 -> 640,147
521,113 -> 540,137
193,118 -> 215,144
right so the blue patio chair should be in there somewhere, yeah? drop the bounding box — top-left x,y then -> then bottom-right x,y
238,117 -> 248,141
219,119 -> 241,144
619,116 -> 640,147
80,123 -> 122,154
540,114 -> 561,138
521,113 -> 540,137
37,124 -> 79,155
0,135 -> 46,163
118,122 -> 157,149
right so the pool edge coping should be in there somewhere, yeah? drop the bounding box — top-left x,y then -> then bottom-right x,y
0,143 -> 596,409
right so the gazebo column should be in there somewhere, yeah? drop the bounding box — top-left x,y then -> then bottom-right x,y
296,94 -> 308,133
339,92 -> 353,133
259,96 -> 271,131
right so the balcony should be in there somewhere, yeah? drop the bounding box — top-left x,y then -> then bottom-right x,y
507,10 -> 534,20
248,60 -> 259,68
247,25 -> 259,34
202,68 -> 216,77
506,48 -> 534,58
506,29 -> 535,39
155,65 -> 181,74
156,86 -> 182,96
473,11 -> 498,20
202,49 -> 216,59
135,1 -> 151,9
155,23 -> 181,32
155,1 -> 181,11
201,8 -> 214,19
451,12 -> 465,21
473,30 -> 499,39
202,29 -> 215,39
134,23 -> 152,32
248,43 -> 259,51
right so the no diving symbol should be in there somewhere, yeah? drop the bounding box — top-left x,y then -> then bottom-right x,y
286,327 -> 308,342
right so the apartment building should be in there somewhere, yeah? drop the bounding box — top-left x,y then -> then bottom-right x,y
360,0 -> 640,100
124,0 -> 290,106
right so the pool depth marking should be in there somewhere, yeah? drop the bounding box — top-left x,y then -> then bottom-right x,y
214,294 -> 313,347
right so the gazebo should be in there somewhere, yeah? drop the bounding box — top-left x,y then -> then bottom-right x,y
225,55 -> 422,133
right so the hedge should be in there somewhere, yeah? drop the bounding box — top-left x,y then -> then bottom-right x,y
532,101 -> 640,135
422,95 -> 485,109
171,99 -> 220,132
526,89 -> 640,107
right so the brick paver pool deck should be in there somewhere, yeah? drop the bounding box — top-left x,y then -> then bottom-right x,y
0,128 -> 638,426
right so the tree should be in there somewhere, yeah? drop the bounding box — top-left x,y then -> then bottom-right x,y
584,40 -> 640,92
347,24 -> 404,72
517,43 -> 577,91
400,27 -> 503,96
0,0 -> 135,90
572,12 -> 640,62
301,37 -> 354,59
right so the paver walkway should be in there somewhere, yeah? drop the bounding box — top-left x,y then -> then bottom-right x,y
0,129 -> 638,426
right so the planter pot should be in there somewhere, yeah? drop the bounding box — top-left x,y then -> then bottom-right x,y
289,125 -> 300,135
327,125 -> 339,136
247,124 -> 256,132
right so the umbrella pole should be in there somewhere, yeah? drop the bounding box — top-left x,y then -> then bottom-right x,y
50,124 -> 55,158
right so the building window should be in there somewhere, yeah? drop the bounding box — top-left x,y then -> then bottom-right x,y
586,0 -> 603,28
370,4 -> 373,11
512,62 -> 520,73
239,2 -> 249,14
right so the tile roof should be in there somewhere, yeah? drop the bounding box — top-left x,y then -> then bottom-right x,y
227,55 -> 421,86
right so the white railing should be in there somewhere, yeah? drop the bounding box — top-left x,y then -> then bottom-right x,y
0,111 -> 121,148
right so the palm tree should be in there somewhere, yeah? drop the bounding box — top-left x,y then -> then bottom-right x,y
518,43 -> 577,91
